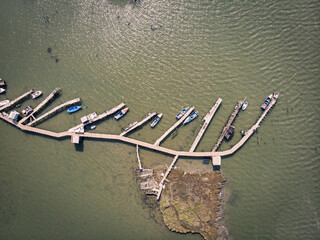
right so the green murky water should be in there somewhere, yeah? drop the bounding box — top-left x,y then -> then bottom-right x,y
0,0 -> 319,239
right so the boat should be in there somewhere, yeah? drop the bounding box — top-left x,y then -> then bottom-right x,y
242,101 -> 248,110
183,111 -> 199,124
90,125 -> 96,130
15,103 -> 21,108
0,100 -> 10,107
176,107 -> 190,120
114,107 -> 129,120
0,88 -> 5,94
31,91 -> 42,99
261,94 -> 273,110
150,113 -> 163,128
124,121 -> 138,131
0,79 -> 6,87
67,105 -> 82,113
22,106 -> 33,116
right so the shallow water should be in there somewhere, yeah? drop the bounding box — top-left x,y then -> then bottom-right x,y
0,0 -> 319,239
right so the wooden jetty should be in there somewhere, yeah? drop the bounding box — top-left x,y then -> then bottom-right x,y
156,155 -> 179,200
217,93 -> 279,157
212,98 -> 245,152
19,88 -> 60,124
189,98 -> 222,152
68,102 -> 125,132
0,90 -> 33,112
136,145 -> 142,170
0,92 -> 279,162
154,107 -> 195,146
120,110 -> 157,136
28,98 -> 81,126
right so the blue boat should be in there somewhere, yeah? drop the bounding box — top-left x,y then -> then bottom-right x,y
150,113 -> 163,128
67,105 -> 82,113
114,107 -> 129,120
261,94 -> 272,110
183,111 -> 198,124
176,107 -> 190,120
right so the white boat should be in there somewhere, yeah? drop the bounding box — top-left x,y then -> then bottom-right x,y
0,88 -> 5,94
90,125 -> 96,130
31,91 -> 42,99
0,99 -> 10,107
242,101 -> 248,110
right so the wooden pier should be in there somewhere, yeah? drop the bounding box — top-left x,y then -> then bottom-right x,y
68,102 -> 125,132
189,98 -> 222,152
212,98 -> 245,152
120,110 -> 157,136
156,155 -> 179,200
0,90 -> 33,112
28,98 -> 81,126
136,145 -> 142,170
154,107 -> 195,146
19,88 -> 60,124
217,93 -> 279,157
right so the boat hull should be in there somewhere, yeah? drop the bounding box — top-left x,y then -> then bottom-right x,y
151,113 -> 162,128
176,107 -> 190,120
67,106 -> 82,113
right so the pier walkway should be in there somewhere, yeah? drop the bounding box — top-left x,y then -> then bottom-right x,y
68,102 -> 125,132
189,98 -> 222,152
28,98 -> 81,126
212,98 -> 245,152
19,88 -> 60,124
216,93 -> 279,156
0,90 -> 33,112
120,111 -> 157,136
154,107 -> 194,146
0,93 -> 279,160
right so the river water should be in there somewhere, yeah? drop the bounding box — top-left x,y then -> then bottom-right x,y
0,0 -> 319,239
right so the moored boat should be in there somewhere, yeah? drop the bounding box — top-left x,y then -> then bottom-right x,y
0,99 -> 10,107
261,94 -> 273,110
0,79 -> 6,87
31,91 -> 42,99
150,113 -> 163,128
176,107 -> 190,120
114,107 -> 129,120
22,106 -> 33,116
0,88 -> 5,94
90,125 -> 96,130
183,111 -> 198,124
242,101 -> 248,110
67,105 -> 82,113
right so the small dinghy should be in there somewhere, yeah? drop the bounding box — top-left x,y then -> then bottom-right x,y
176,107 -> 190,120
242,101 -> 248,110
0,88 -> 5,94
150,113 -> 163,128
31,91 -> 42,99
183,111 -> 198,124
67,105 -> 82,113
90,125 -> 96,130
114,107 -> 129,120
0,100 -> 10,107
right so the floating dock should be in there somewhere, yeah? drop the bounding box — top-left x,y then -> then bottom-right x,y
19,88 -> 60,124
120,110 -> 157,136
68,102 -> 125,132
0,90 -> 33,112
154,107 -> 195,146
28,98 -> 81,126
212,98 -> 245,152
189,98 -> 222,152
